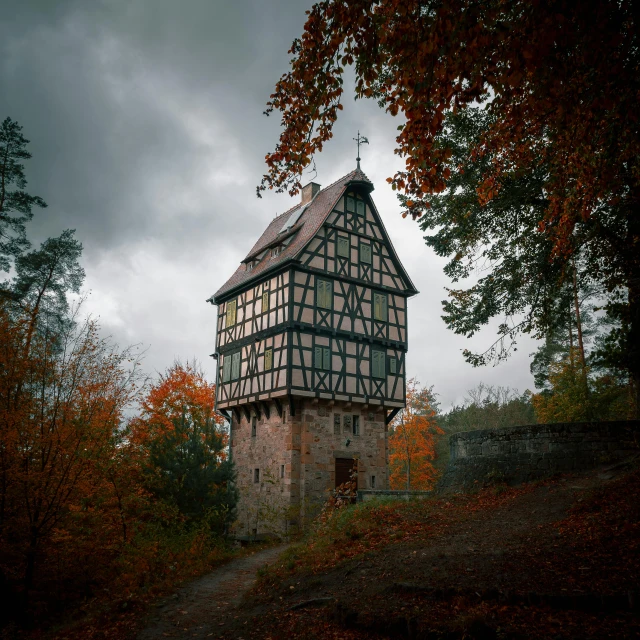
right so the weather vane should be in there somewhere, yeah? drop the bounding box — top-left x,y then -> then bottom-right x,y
353,130 -> 369,170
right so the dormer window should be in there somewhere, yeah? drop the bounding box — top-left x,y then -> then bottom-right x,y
247,262 -> 254,271
271,246 -> 282,258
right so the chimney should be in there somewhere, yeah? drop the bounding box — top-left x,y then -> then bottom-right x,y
301,182 -> 321,204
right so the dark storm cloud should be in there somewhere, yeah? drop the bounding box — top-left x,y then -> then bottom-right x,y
0,0 -> 539,407
0,0 -> 308,252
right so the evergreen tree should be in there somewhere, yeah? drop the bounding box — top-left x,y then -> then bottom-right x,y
0,117 -> 46,272
145,411 -> 236,531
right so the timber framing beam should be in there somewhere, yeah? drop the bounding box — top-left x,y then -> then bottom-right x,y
385,407 -> 400,425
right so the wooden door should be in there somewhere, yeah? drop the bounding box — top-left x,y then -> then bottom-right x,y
335,458 -> 357,490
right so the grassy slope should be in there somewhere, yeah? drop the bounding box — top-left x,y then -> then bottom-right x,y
236,462 -> 640,639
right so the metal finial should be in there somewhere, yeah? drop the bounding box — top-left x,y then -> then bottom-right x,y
353,130 -> 369,169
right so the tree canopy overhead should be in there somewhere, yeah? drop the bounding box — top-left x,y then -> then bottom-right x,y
261,0 -> 639,412
261,0 -> 638,247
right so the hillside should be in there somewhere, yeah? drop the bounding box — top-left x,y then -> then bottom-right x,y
223,460 -> 639,639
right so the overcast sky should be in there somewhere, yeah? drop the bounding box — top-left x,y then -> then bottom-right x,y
1,0 -> 539,411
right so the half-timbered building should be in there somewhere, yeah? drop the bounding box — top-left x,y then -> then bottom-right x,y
208,167 -> 417,535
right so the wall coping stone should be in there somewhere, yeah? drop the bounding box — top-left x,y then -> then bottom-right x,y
357,489 -> 433,502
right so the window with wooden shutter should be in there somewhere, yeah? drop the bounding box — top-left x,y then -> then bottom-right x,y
231,351 -> 241,380
222,355 -> 231,382
346,195 -> 355,212
360,243 -> 372,264
264,348 -> 273,371
225,299 -> 237,327
316,278 -> 332,309
356,200 -> 365,216
373,293 -> 388,322
262,291 -> 269,312
372,349 -> 385,378
314,346 -> 331,370
314,346 -> 323,369
343,414 -> 352,433
389,357 -> 397,375
337,235 -> 349,258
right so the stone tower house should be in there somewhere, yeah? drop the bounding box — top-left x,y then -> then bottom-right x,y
208,168 -> 417,536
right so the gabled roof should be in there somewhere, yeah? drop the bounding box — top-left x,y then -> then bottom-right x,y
210,167 -> 417,302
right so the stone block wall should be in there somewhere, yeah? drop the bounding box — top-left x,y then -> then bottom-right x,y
231,405 -> 293,537
231,398 -> 390,536
438,421 -> 640,493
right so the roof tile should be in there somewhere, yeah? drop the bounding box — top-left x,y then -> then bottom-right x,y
211,169 -> 372,301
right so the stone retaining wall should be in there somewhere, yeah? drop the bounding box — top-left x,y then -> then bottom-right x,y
438,420 -> 640,493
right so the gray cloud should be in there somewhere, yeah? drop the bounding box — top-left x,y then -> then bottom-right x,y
0,0 -> 539,409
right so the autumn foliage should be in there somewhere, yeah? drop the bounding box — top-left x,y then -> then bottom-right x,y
0,305 -> 235,629
0,116 -> 240,634
388,379 -> 443,490
130,363 -> 235,530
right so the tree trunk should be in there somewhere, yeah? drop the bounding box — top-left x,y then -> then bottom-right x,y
23,530 -> 38,602
627,195 -> 640,419
629,276 -> 640,419
568,305 -> 575,369
572,261 -> 587,370
572,260 -> 591,418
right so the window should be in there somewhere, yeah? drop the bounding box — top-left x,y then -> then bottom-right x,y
281,464 -> 285,479
371,475 -> 376,488
271,246 -> 281,258
254,468 -> 260,483
251,416 -> 257,437
352,415 -> 360,436
373,293 -> 388,322
346,195 -> 355,212
264,348 -> 273,371
389,357 -> 397,374
343,414 -> 352,433
372,349 -> 386,378
231,351 -> 241,380
333,413 -> 341,435
247,262 -> 254,271
337,235 -> 349,258
357,200 -> 365,216
262,291 -> 269,312
222,355 -> 231,383
225,299 -> 237,327
314,346 -> 331,370
360,243 -> 372,264
316,278 -> 332,309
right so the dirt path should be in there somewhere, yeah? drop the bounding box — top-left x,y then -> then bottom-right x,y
137,545 -> 286,640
